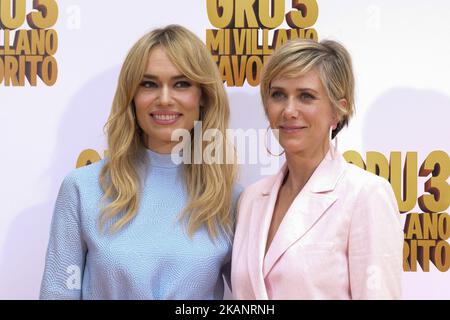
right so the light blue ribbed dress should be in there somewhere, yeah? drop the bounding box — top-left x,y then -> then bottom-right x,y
40,149 -> 240,300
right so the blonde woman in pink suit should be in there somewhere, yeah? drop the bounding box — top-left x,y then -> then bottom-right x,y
231,39 -> 403,300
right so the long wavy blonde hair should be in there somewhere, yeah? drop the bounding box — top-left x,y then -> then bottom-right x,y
99,25 -> 237,238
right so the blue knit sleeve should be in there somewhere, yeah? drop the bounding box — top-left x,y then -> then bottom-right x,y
40,172 -> 87,300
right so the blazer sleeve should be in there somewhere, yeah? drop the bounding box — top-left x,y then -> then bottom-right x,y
40,173 -> 87,300
348,177 -> 404,299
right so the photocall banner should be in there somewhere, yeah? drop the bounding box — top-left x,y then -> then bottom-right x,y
0,0 -> 448,299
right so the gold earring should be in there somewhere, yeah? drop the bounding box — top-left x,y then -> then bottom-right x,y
265,126 -> 285,157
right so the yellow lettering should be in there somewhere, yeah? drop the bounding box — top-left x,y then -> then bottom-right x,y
27,0 -> 58,29
0,0 -> 26,29
235,0 -> 258,28
206,0 -> 234,28
206,29 -> 225,55
286,0 -> 319,29
76,149 -> 102,168
343,150 -> 366,170
259,0 -> 284,29
418,151 -> 450,213
366,151 -> 389,180
390,152 -> 418,213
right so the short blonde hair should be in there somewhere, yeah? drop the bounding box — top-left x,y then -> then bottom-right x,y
261,39 -> 355,138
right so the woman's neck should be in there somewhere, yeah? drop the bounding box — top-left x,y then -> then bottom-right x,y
284,144 -> 330,194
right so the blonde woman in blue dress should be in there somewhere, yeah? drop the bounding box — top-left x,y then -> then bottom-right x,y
40,25 -> 240,299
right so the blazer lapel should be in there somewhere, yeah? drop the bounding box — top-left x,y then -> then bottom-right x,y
247,164 -> 286,299
263,151 -> 347,278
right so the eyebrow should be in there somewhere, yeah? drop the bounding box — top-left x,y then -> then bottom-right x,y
270,86 -> 319,95
142,74 -> 188,81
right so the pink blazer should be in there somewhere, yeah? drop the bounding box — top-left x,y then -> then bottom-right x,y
231,151 -> 403,300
